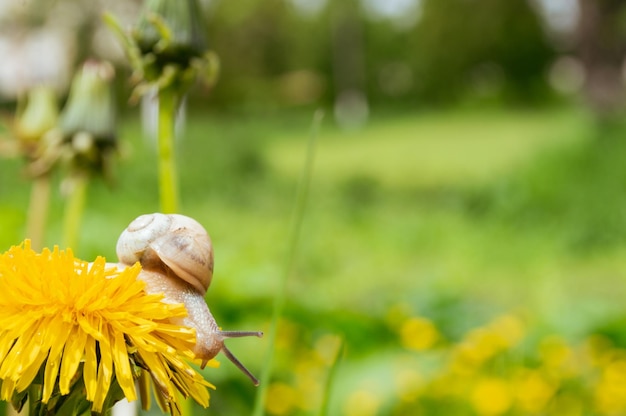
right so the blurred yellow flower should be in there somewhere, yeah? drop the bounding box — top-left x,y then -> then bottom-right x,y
585,334 -> 615,368
450,329 -> 501,374
400,317 -> 439,351
295,375 -> 322,412
265,382 -> 299,415
470,377 -> 512,416
514,369 -> 556,413
0,241 -> 214,415
488,314 -> 524,348
394,368 -> 421,402
448,315 -> 525,376
344,389 -> 381,416
540,335 -> 573,371
314,333 -> 343,365
595,358 -> 626,414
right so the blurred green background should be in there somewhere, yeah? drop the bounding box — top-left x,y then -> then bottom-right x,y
3,0 -> 626,415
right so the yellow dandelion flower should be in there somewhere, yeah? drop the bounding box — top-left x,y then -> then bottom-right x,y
344,389 -> 382,416
470,377 -> 512,416
540,335 -> 573,371
514,369 -> 556,413
594,358 -> 626,414
399,317 -> 439,351
0,241 -> 215,415
265,382 -> 299,415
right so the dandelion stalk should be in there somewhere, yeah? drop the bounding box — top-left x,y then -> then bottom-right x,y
25,176 -> 51,251
105,0 -> 219,215
62,173 -> 88,250
157,86 -> 180,213
56,60 -> 117,251
252,110 -> 323,416
14,86 -> 59,250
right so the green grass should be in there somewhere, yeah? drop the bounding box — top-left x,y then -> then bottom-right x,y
264,106 -> 625,319
3,105 -> 626,414
268,107 -> 592,188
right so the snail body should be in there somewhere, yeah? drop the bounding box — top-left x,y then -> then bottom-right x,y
116,213 -> 262,385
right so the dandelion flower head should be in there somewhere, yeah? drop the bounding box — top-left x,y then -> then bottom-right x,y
0,240 -> 215,415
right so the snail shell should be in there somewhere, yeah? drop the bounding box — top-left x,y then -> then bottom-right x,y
116,213 -> 262,385
116,213 -> 213,293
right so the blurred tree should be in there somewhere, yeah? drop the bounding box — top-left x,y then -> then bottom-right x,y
205,0 -> 331,110
576,0 -> 626,122
188,0 -> 560,112
407,0 -> 555,105
362,18 -> 414,107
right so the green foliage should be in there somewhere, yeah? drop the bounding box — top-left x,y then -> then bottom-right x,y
404,0 -> 554,105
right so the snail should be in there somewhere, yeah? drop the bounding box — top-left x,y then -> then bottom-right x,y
115,213 -> 263,385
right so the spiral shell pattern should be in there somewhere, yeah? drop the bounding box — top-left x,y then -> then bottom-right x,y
116,213 -> 214,292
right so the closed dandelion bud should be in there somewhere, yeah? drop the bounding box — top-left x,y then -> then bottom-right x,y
59,60 -> 117,176
61,61 -> 116,142
14,86 -> 58,156
134,0 -> 207,66
104,0 -> 217,100
12,87 -> 63,178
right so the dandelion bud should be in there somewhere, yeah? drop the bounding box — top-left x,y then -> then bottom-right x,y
105,0 -> 217,100
61,60 -> 116,142
14,86 -> 58,156
59,60 -> 117,176
134,0 -> 208,66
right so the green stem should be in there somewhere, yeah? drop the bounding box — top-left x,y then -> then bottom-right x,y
252,110 -> 323,416
318,338 -> 344,416
62,174 -> 89,250
25,175 -> 51,250
157,87 -> 180,213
